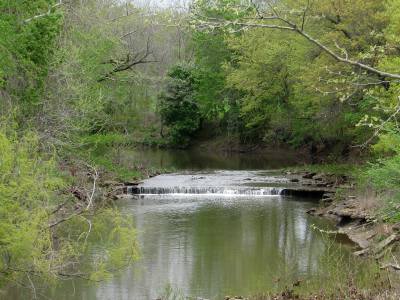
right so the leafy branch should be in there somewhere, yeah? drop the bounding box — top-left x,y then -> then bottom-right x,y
192,0 -> 400,80
24,0 -> 63,23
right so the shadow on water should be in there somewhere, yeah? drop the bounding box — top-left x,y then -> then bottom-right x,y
125,147 -> 308,170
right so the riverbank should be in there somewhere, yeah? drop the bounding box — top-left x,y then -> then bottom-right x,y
286,169 -> 400,264
260,169 -> 400,299
283,169 -> 400,299
309,189 -> 400,270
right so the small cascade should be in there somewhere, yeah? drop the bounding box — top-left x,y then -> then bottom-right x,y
128,186 -> 283,196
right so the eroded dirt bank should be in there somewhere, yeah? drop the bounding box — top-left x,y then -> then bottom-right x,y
288,171 -> 400,273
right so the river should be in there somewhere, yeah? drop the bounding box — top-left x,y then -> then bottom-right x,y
3,149 -> 355,300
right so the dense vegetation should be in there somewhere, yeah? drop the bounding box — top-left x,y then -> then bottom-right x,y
2,0 -> 400,297
0,0 -> 186,293
189,1 -> 399,149
186,0 -> 400,219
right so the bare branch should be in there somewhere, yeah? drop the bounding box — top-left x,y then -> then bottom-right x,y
334,41 -> 349,60
24,1 -> 63,23
198,20 -> 294,32
80,216 -> 92,245
50,200 -> 69,215
301,0 -> 310,31
120,30 -> 139,40
98,36 -> 158,82
85,164 -> 98,210
250,0 -> 263,19
49,208 -> 85,229
380,263 -> 400,271
49,164 -> 98,228
26,273 -> 37,300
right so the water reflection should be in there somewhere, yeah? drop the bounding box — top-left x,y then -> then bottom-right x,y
119,147 -> 308,170
1,147 -> 346,300
29,196 -> 339,300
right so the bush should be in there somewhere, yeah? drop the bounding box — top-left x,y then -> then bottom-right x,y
0,126 -> 138,289
0,128 -> 66,286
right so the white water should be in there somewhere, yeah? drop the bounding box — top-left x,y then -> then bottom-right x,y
129,170 -> 290,196
131,186 -> 283,196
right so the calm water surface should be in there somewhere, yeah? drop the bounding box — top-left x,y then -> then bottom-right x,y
115,147 -> 309,170
3,149 -> 350,300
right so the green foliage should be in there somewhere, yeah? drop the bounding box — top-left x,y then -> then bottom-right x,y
224,29 -> 293,140
0,0 -> 62,114
0,126 -> 64,285
2,0 -> 400,293
193,0 -> 252,20
159,64 -> 201,147
0,0 -> 144,289
191,0 -> 400,150
80,133 -> 131,148
0,125 -> 138,287
38,1 -> 186,147
365,155 -> 400,192
192,31 -> 231,120
362,152 -> 400,222
221,26 -> 369,146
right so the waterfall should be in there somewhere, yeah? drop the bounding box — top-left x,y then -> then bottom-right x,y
128,186 -> 283,196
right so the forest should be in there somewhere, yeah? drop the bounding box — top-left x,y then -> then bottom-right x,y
1,0 -> 400,299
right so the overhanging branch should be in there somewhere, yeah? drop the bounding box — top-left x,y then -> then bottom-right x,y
192,2 -> 400,81
24,1 -> 63,23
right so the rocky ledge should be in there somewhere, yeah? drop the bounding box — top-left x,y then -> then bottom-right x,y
280,171 -> 351,198
299,171 -> 400,271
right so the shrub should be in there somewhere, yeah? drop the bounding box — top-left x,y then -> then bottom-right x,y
158,64 -> 201,148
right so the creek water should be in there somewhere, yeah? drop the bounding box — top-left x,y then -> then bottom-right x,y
3,149 -> 353,300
